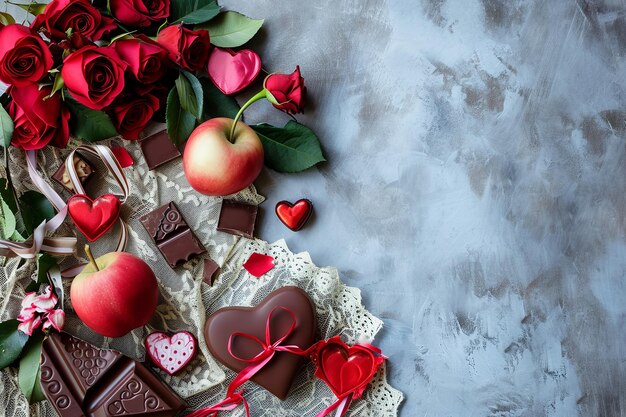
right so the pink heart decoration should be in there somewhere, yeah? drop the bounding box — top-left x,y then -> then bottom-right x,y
145,331 -> 197,376
243,252 -> 275,277
208,47 -> 261,95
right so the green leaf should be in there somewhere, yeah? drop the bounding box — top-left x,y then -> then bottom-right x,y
19,191 -> 55,235
13,2 -> 47,16
66,100 -> 117,141
0,12 -> 15,26
198,11 -> 264,48
170,0 -> 218,23
0,178 -> 17,213
252,121 -> 326,173
49,73 -> 64,98
173,1 -> 220,25
0,102 -> 14,148
175,71 -> 204,120
0,320 -> 28,369
18,332 -> 45,404
166,87 -> 196,146
1,199 -> 16,239
200,78 -> 240,119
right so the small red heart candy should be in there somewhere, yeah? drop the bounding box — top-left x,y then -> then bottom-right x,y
67,194 -> 121,242
145,331 -> 197,375
275,199 -> 313,231
208,47 -> 262,95
317,342 -> 377,398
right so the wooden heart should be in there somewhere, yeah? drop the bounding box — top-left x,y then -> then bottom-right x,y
275,199 -> 313,231
207,47 -> 261,95
204,286 -> 316,400
317,342 -> 377,398
145,331 -> 197,375
67,194 -> 121,241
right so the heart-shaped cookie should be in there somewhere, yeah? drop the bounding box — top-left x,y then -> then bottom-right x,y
204,286 -> 316,400
208,47 -> 261,95
67,194 -> 121,241
275,199 -> 313,231
145,331 -> 197,375
316,341 -> 377,398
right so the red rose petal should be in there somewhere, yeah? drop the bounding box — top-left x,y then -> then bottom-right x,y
111,146 -> 134,168
243,253 -> 275,278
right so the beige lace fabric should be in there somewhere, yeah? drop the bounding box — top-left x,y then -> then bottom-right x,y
0,137 -> 403,416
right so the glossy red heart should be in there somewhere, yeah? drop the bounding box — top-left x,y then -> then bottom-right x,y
208,47 -> 261,95
317,342 -> 377,398
243,252 -> 275,277
145,331 -> 197,376
275,199 -> 313,231
67,194 -> 121,241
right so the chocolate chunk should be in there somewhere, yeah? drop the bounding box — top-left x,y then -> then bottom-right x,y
216,200 -> 258,239
202,259 -> 220,286
140,131 -> 181,170
140,202 -> 206,267
40,332 -> 185,417
204,286 -> 316,400
52,155 -> 94,192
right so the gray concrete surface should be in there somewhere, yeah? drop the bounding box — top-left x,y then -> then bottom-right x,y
228,1 -> 626,416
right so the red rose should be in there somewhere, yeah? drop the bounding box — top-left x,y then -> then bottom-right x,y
112,35 -> 169,84
61,45 -> 126,110
264,66 -> 306,114
156,25 -> 210,72
0,24 -> 53,87
109,93 -> 160,140
6,84 -> 70,150
31,0 -> 116,42
110,0 -> 169,28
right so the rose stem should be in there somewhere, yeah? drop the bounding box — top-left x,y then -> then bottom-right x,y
84,244 -> 100,271
228,90 -> 268,142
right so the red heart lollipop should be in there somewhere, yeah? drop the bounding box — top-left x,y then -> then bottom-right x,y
145,331 -> 197,376
67,194 -> 121,241
275,199 -> 313,231
208,47 -> 261,95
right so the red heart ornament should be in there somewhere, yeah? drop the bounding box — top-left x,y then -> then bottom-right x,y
275,199 -> 313,231
67,194 -> 121,241
208,47 -> 261,95
145,331 -> 197,376
316,340 -> 378,398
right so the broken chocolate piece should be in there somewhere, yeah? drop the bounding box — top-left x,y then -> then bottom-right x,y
52,155 -> 94,192
40,332 -> 186,417
216,200 -> 258,239
140,131 -> 181,170
202,258 -> 220,286
140,202 -> 206,267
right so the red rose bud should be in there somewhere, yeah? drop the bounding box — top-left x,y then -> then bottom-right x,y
264,66 -> 306,114
156,25 -> 210,72
110,0 -> 170,28
7,84 -> 70,150
109,92 -> 160,140
62,45 -> 127,110
112,35 -> 169,84
31,0 -> 116,42
0,24 -> 53,87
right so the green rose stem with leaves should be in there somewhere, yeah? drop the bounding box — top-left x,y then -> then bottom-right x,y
228,89 -> 268,142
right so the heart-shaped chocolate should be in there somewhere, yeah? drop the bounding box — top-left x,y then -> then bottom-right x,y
67,194 -> 121,241
145,331 -> 197,376
317,342 -> 377,398
204,286 -> 316,400
275,199 -> 313,231
207,47 -> 261,95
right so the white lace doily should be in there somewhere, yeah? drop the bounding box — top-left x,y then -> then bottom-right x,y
0,138 -> 403,416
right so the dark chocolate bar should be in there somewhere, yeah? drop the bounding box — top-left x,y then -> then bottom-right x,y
202,258 -> 220,286
40,332 -> 186,417
140,131 -> 181,170
216,200 -> 258,239
140,202 -> 206,267
53,155 -> 94,192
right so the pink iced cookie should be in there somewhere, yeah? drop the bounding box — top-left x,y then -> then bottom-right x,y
145,331 -> 197,375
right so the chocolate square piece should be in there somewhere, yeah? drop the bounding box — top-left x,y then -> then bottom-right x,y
140,202 -> 206,267
203,258 -> 220,286
140,130 -> 181,170
52,154 -> 94,192
217,200 -> 258,239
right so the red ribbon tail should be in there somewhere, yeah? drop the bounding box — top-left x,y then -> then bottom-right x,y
315,394 -> 353,417
185,391 -> 249,417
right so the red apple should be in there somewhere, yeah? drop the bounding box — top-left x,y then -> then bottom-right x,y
183,117 -> 264,196
71,248 -> 159,338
